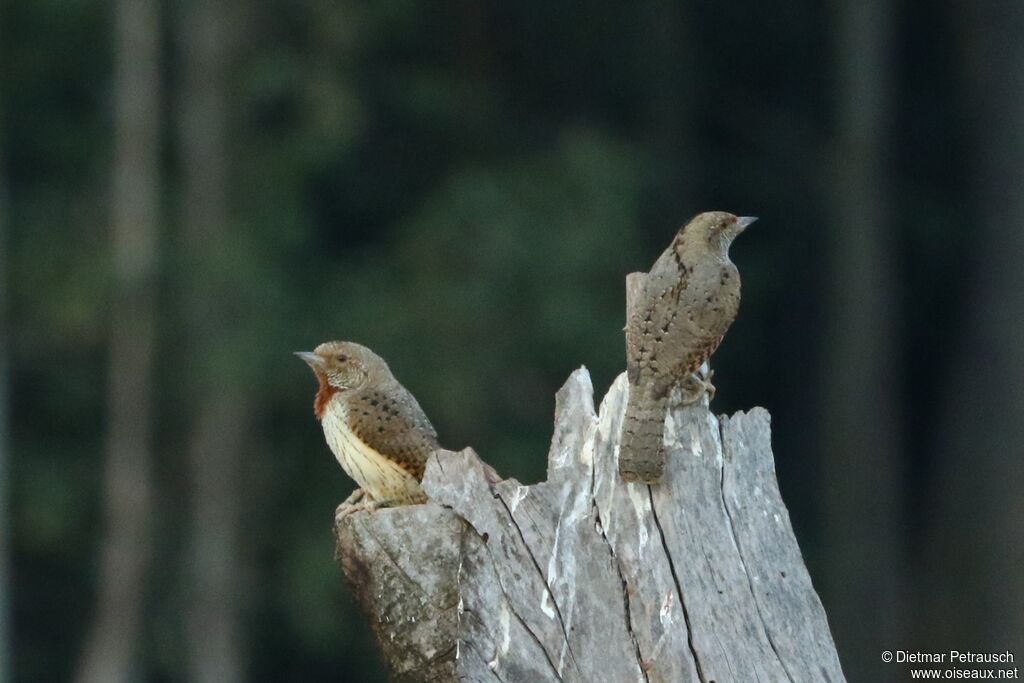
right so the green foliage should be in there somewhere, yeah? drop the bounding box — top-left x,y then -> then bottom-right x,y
314,129 -> 646,476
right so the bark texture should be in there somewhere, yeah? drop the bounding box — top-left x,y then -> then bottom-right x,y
335,368 -> 845,682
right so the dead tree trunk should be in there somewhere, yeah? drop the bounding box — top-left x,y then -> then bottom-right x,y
335,368 -> 844,682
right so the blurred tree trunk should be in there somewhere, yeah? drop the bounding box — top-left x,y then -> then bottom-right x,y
74,0 -> 161,681
178,1 -> 247,681
0,44 -> 11,683
822,0 -> 906,679
921,0 -> 1024,652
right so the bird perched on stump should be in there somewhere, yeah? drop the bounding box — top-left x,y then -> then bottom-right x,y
619,211 -> 755,484
296,341 -> 439,522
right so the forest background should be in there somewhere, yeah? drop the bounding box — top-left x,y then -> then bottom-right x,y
1,1 -> 1022,681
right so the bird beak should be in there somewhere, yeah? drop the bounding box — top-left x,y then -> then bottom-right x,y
735,216 -> 758,233
294,351 -> 324,371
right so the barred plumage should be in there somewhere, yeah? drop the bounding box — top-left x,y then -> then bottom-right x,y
619,212 -> 753,483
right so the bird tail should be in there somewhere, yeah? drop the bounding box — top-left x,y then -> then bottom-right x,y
618,391 -> 668,484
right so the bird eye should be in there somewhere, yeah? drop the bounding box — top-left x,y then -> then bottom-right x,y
337,354 -> 348,362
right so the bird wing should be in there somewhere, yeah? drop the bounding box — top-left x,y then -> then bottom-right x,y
626,235 -> 690,384
345,384 -> 441,479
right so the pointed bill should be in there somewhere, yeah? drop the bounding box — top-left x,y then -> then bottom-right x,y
736,216 -> 758,232
294,351 -> 324,370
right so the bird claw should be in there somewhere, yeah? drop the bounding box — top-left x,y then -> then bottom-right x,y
702,367 -> 717,402
335,492 -> 406,525
335,489 -> 369,524
334,488 -> 431,525
680,368 -> 716,405
340,488 -> 366,508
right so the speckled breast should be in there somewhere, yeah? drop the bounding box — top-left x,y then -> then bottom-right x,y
320,397 -> 423,503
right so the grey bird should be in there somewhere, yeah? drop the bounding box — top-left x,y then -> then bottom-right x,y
619,211 -> 755,483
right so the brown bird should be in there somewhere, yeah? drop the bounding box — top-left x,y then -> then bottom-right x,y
296,341 -> 439,520
619,211 -> 755,483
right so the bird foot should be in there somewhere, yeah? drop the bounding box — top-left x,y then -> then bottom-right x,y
335,489 -> 431,525
335,489 -> 370,524
336,501 -> 373,525
680,368 -> 716,405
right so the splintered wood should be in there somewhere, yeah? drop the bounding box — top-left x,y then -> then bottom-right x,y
335,369 -> 846,682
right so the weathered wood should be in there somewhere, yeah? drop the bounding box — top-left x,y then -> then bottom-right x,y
624,271 -> 648,317
335,368 -> 845,682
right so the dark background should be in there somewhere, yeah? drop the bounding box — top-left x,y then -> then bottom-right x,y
2,1 -> 1022,681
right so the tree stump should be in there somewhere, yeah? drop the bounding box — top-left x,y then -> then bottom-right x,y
334,368 -> 845,682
